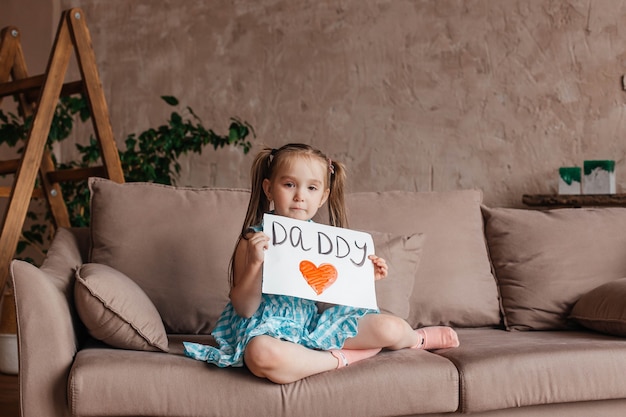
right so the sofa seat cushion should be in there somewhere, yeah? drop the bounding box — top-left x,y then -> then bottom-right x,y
438,329 -> 626,414
68,335 -> 459,417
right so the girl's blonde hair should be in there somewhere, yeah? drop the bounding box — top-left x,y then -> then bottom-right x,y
229,143 -> 347,286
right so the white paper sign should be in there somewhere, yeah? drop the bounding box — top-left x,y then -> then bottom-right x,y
261,213 -> 378,310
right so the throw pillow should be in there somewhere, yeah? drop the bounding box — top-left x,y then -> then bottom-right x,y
483,206 -> 626,330
89,178 -> 251,334
317,231 -> 425,319
74,263 -> 169,352
570,278 -> 626,337
345,190 -> 500,328
371,232 -> 425,319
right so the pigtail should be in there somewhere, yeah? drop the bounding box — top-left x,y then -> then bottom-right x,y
242,148 -> 274,233
228,148 -> 273,286
327,159 -> 348,228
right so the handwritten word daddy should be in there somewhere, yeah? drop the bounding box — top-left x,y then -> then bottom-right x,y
270,221 -> 369,267
262,213 -> 378,309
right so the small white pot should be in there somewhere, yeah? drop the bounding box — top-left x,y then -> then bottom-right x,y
0,333 -> 18,375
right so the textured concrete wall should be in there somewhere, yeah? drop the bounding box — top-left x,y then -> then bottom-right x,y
0,0 -> 55,75
5,0 -> 626,207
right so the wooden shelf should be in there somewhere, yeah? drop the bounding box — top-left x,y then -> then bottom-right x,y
522,193 -> 626,208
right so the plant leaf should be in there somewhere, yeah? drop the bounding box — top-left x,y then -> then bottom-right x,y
161,96 -> 179,106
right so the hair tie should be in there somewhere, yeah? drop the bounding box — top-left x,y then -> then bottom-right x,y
268,148 -> 277,165
328,158 -> 335,175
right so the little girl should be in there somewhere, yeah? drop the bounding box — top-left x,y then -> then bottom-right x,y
184,143 -> 459,384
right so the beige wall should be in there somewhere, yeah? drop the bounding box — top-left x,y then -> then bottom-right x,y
0,0 -> 56,75
3,0 -> 626,207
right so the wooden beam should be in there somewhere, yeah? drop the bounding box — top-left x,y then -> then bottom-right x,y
0,159 -> 20,176
0,75 -> 83,98
0,27 -> 19,108
68,10 -> 124,183
523,193 -> 626,208
46,166 -> 106,183
4,27 -> 33,117
0,187 -> 43,199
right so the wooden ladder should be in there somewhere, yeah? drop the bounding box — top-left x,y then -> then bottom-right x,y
0,8 -> 125,291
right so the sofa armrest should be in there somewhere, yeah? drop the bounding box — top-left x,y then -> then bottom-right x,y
11,227 -> 89,417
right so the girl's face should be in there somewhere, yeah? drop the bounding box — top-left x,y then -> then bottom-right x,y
262,155 -> 330,221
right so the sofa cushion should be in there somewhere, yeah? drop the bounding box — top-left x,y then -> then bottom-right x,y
570,278 -> 626,336
89,178 -> 250,334
483,206 -> 626,330
41,227 -> 90,290
68,335 -> 459,417
75,263 -> 169,352
318,231 -> 425,319
345,190 -> 500,328
371,232 -> 424,319
438,328 -> 626,413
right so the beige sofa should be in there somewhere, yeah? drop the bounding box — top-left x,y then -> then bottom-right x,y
11,178 -> 626,417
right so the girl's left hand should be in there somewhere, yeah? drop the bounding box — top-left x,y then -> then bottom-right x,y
368,254 -> 388,281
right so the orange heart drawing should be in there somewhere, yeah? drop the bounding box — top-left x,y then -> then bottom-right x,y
299,260 -> 338,295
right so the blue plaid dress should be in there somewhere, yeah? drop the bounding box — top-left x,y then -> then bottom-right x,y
183,294 -> 377,368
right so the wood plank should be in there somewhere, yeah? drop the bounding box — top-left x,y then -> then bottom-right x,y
68,9 -> 124,184
0,160 -> 106,182
522,193 -> 626,208
0,75 -> 83,99
0,28 -> 18,84
0,187 -> 43,199
7,30 -> 33,116
46,165 -> 106,183
0,161 -> 20,177
38,150 -> 70,228
0,27 -> 18,109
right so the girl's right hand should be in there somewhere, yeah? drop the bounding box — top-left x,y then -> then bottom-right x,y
230,232 -> 270,318
247,232 -> 270,265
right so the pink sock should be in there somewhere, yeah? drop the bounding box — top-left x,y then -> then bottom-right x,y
412,326 -> 459,350
330,348 -> 382,368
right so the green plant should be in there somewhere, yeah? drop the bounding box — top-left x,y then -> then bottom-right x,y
0,95 -> 254,259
